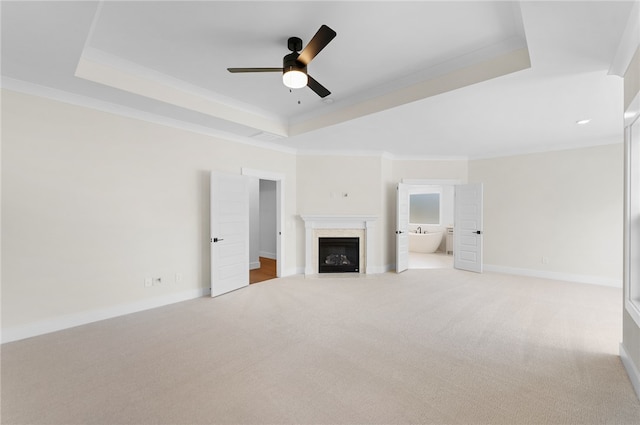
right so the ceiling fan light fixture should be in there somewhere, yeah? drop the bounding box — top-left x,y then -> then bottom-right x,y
228,26 -> 335,97
283,69 -> 308,89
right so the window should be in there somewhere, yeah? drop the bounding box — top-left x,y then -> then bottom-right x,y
409,192 -> 441,224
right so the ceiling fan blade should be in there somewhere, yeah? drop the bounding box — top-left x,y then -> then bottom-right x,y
227,67 -> 283,73
297,25 -> 337,66
307,75 -> 331,98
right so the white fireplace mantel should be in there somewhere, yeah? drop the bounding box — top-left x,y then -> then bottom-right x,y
300,215 -> 378,275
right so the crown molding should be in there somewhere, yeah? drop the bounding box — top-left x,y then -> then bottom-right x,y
609,0 -> 640,77
1,78 -> 297,155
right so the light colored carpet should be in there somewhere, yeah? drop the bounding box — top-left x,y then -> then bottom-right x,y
409,252 -> 454,269
2,269 -> 639,424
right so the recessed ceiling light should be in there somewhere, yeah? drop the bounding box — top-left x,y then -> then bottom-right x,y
576,119 -> 591,125
322,98 -> 334,105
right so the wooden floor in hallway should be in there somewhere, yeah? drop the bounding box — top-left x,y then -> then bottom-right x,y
250,257 -> 277,284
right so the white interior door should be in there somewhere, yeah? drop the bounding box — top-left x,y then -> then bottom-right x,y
454,183 -> 484,273
210,171 -> 250,297
396,182 -> 409,273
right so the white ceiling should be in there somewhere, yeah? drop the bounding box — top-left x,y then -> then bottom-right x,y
1,1 -> 637,158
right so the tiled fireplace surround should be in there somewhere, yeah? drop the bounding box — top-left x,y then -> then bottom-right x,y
300,215 -> 378,275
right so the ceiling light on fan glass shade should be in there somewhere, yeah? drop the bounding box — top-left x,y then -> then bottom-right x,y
283,70 -> 308,89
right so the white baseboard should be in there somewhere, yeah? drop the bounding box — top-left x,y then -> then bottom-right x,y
620,343 -> 640,401
383,262 -> 621,286
484,264 -> 622,288
369,264 -> 393,274
250,261 -> 261,270
259,251 -> 277,260
1,288 -> 209,344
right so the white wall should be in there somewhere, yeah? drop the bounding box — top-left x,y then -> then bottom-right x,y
259,179 -> 277,259
296,154 -> 383,215
1,89 -> 298,341
469,144 -> 623,285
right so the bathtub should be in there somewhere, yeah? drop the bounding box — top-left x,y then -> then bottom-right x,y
408,231 -> 443,253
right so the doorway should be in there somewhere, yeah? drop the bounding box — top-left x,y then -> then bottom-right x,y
396,179 -> 483,273
250,179 -> 278,283
406,183 -> 455,270
242,168 -> 284,283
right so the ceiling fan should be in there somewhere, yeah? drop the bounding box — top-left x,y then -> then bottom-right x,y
227,25 -> 337,98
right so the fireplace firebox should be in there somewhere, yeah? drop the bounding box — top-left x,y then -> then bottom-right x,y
318,237 -> 360,273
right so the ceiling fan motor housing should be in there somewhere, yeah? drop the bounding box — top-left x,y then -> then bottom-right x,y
283,51 -> 307,75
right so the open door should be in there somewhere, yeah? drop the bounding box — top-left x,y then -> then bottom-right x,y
241,168 -> 285,278
210,171 -> 250,297
396,182 -> 409,273
454,183 -> 483,273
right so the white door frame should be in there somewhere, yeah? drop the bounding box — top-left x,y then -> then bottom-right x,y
402,179 -> 463,186
241,168 -> 285,277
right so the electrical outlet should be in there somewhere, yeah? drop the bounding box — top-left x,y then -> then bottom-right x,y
144,277 -> 152,288
542,256 -> 549,264
175,273 -> 183,284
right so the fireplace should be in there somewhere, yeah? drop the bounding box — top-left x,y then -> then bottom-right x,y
318,237 -> 360,273
300,215 -> 377,275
